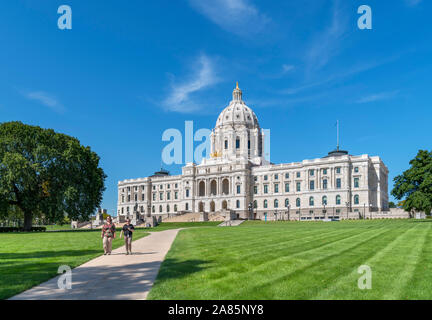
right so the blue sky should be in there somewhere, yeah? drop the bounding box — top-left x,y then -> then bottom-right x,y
1,0 -> 431,215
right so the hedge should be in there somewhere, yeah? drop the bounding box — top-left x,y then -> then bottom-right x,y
0,226 -> 47,233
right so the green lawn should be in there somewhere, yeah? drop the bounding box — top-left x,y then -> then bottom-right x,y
147,219 -> 432,300
0,229 -> 149,300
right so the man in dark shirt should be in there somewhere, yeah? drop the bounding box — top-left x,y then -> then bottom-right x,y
120,219 -> 135,255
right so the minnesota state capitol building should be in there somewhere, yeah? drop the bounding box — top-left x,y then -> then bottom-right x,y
117,83 -> 392,222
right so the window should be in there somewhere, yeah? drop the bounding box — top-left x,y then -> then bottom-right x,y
310,169 -> 315,176
354,178 -> 359,188
175,183 -> 178,188
285,173 -> 289,179
297,172 -> 301,178
167,205 -> 170,213
152,206 -> 155,213
236,200 -> 240,208
274,199 -> 279,208
274,184 -> 279,193
134,194 -> 138,202
237,185 -> 241,194
296,198 -> 301,207
264,200 -> 268,208
264,185 -> 268,194
274,174 -> 279,180
159,205 -> 162,213
186,189 -> 190,198
264,175 -> 268,181
236,138 -> 240,149
186,203 -> 189,211
336,178 -> 341,189
175,191 -> 178,199
354,167 -> 359,173
224,140 -> 228,149
336,195 -> 341,205
141,194 -> 145,201
285,198 -> 289,207
354,195 -> 360,205
167,184 -> 170,189
253,200 -> 257,208
323,179 -> 328,190
336,167 -> 341,174
122,195 -> 124,203
309,197 -> 314,206
127,206 -> 130,213
152,193 -> 156,201
285,183 -> 290,193
153,186 -> 156,190
254,186 -> 258,194
160,185 -> 163,190
254,176 -> 258,182
121,207 -> 124,214
322,196 -> 328,205
159,193 -> 163,200
167,192 -> 170,200
141,185 -> 145,191
323,168 -> 327,175
127,195 -> 131,202
309,181 -> 315,190
174,204 -> 177,212
248,140 -> 251,149
296,182 -> 301,192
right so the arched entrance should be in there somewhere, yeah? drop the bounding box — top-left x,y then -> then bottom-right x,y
210,180 -> 217,196
198,201 -> 204,213
222,179 -> 229,195
210,201 -> 215,212
222,200 -> 228,210
199,181 -> 205,197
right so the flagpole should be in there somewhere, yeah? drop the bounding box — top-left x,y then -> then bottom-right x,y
336,120 -> 339,151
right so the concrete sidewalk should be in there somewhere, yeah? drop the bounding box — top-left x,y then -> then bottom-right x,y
10,229 -> 181,300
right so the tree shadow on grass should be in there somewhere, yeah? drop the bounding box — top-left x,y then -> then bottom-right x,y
9,257 -> 210,300
0,250 -> 101,260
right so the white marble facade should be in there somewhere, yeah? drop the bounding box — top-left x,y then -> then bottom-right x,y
117,84 -> 389,221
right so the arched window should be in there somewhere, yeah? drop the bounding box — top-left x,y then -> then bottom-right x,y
186,203 -> 189,211
236,200 -> 240,208
264,200 -> 268,208
336,195 -> 341,205
354,195 -> 360,205
285,198 -> 289,207
309,197 -> 314,206
296,198 -> 301,207
322,196 -> 328,205
236,138 -> 240,149
274,199 -> 279,208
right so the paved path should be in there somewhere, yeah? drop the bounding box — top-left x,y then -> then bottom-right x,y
10,229 -> 181,300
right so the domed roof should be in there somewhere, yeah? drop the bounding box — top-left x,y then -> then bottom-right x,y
215,82 -> 259,129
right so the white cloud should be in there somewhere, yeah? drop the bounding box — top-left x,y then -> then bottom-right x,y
355,91 -> 399,104
23,91 -> 65,113
405,0 -> 422,6
163,54 -> 220,113
304,0 -> 348,72
282,64 -> 295,73
188,0 -> 270,36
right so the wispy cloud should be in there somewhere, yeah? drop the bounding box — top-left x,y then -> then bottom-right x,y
22,91 -> 65,113
188,0 -> 270,37
282,64 -> 295,73
304,0 -> 348,73
163,54 -> 220,113
405,0 -> 422,6
355,91 -> 399,104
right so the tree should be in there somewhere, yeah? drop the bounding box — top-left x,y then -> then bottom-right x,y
0,122 -> 106,230
391,150 -> 432,215
388,201 -> 397,209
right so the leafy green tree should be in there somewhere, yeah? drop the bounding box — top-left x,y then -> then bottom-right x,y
391,150 -> 432,215
0,122 -> 106,230
388,201 -> 397,208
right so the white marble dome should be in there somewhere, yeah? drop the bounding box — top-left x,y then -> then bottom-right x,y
215,83 -> 259,129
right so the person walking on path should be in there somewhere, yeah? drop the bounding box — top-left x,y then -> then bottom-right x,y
101,216 -> 116,255
120,218 -> 135,255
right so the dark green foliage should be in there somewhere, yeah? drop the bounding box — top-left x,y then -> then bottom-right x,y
392,150 -> 432,215
0,122 -> 106,230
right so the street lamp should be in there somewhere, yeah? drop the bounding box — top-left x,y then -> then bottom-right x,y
286,204 -> 290,221
248,202 -> 253,220
345,201 -> 350,220
274,210 -> 278,221
323,203 -> 326,219
369,203 -> 373,219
